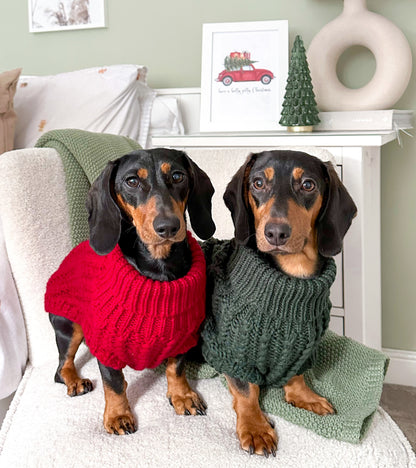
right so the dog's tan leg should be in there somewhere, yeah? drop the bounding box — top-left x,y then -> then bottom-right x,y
283,374 -> 334,415
98,362 -> 136,435
102,379 -> 136,435
166,357 -> 207,416
226,376 -> 277,457
58,323 -> 93,397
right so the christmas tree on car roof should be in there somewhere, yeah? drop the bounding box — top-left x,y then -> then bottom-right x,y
224,51 -> 257,71
279,35 -> 320,132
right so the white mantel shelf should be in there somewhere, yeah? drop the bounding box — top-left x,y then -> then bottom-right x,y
152,130 -> 397,148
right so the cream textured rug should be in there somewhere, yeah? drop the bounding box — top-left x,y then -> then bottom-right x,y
0,348 -> 414,468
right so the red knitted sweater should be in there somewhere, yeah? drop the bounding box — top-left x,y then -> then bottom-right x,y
45,232 -> 206,371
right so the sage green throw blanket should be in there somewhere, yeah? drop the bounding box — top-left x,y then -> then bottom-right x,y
37,129 -> 389,444
36,129 -> 141,246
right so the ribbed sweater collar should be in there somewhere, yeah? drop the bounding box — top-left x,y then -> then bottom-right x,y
226,244 -> 336,307
94,231 -> 206,306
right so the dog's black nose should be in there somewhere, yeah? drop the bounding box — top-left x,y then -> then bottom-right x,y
264,222 -> 291,246
153,215 -> 180,239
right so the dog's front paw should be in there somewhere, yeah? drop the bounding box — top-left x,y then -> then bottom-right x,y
66,378 -> 93,397
283,375 -> 335,415
237,413 -> 277,457
104,413 -> 136,435
167,390 -> 207,416
286,395 -> 335,416
285,391 -> 335,415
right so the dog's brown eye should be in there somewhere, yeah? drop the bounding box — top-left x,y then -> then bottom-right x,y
301,179 -> 316,192
172,172 -> 185,183
253,178 -> 264,190
126,176 -> 139,188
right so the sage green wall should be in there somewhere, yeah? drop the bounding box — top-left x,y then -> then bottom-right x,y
1,1 -> 415,351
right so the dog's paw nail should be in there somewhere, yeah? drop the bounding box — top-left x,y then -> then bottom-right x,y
249,445 -> 254,455
184,409 -> 191,416
197,401 -> 207,415
272,448 -> 277,457
84,380 -> 93,392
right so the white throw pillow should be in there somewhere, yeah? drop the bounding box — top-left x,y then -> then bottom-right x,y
148,95 -> 185,148
14,65 -> 155,149
150,95 -> 185,136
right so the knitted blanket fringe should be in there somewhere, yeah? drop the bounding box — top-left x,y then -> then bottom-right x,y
36,129 -> 141,246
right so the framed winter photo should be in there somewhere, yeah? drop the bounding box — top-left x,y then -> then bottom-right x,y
28,0 -> 106,33
200,20 -> 288,132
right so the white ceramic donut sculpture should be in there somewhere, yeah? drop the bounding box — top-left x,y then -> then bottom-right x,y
307,0 -> 412,111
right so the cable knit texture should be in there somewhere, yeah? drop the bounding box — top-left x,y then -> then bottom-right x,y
45,232 -> 206,370
201,239 -> 336,387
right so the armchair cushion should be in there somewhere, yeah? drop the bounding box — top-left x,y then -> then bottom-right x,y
0,354 -> 413,466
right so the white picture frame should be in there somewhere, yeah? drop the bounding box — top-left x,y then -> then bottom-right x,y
200,20 -> 289,133
28,0 -> 106,33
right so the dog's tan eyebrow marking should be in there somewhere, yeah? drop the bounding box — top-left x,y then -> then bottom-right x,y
161,162 -> 171,174
292,167 -> 304,180
137,168 -> 148,179
264,167 -> 274,181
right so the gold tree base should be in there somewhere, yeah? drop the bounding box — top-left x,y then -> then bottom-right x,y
287,125 -> 314,133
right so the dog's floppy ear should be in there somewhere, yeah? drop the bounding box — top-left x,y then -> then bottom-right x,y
223,154 -> 256,245
184,154 -> 216,240
317,161 -> 357,257
86,160 -> 121,255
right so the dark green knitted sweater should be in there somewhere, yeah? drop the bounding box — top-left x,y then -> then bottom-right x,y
201,239 -> 336,387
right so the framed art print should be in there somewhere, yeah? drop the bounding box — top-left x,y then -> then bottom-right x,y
29,0 -> 106,33
200,20 -> 288,132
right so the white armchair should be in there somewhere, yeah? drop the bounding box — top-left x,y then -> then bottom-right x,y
0,141 -> 414,466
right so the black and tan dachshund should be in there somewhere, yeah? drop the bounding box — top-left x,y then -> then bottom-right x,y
222,150 -> 357,456
48,148 -> 215,435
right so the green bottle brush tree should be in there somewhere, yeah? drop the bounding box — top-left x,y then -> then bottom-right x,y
279,35 -> 320,132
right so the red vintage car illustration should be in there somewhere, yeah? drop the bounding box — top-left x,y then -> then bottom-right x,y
217,64 -> 275,86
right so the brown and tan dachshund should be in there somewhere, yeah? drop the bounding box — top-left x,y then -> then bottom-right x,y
222,149 -> 357,456
48,148 -> 215,435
